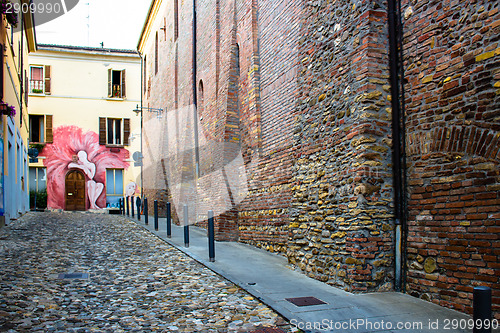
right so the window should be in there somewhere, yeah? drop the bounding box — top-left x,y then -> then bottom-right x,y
99,117 -> 130,146
29,65 -> 51,94
143,55 -> 147,94
29,167 -> 47,192
108,69 -> 126,98
106,168 -> 124,208
29,115 -> 53,143
108,118 -> 122,145
155,32 -> 158,75
174,0 -> 179,41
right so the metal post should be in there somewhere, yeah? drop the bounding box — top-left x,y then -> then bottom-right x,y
183,204 -> 189,247
126,196 -> 130,216
473,286 -> 492,333
166,202 -> 171,238
136,197 -> 141,221
131,195 -> 135,218
118,198 -> 122,214
144,198 -> 149,225
208,210 -> 215,262
154,200 -> 159,231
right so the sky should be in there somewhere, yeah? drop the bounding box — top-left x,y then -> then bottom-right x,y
35,0 -> 151,50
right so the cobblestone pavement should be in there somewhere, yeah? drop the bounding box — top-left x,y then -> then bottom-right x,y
0,212 -> 292,332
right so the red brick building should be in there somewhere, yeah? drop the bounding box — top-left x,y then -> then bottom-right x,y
138,0 -> 499,319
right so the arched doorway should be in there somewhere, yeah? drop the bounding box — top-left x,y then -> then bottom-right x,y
65,170 -> 86,211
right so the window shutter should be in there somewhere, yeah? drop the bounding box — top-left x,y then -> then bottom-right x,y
121,70 -> 126,98
99,117 -> 106,145
123,118 -> 130,146
107,68 -> 112,97
45,115 -> 53,143
44,65 -> 51,94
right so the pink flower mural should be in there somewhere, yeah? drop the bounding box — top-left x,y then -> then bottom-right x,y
40,126 -> 130,210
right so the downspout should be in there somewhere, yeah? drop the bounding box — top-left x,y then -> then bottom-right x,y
192,0 -> 199,177
139,52 -> 144,201
19,11 -> 24,127
387,0 -> 406,292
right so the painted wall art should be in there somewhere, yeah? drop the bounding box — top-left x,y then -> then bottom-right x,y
41,126 -> 129,210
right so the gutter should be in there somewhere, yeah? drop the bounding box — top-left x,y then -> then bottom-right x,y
387,0 -> 407,292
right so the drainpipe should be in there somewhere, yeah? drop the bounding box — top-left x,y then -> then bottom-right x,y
19,11 -> 24,127
388,0 -> 407,292
139,52 -> 144,201
192,0 -> 199,177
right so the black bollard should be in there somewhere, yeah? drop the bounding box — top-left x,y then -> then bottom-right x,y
144,198 -> 149,225
126,196 -> 130,216
183,205 -> 189,247
131,195 -> 135,218
154,200 -> 159,231
166,202 -> 171,238
208,210 -> 215,262
118,198 -> 122,214
473,286 -> 492,333
136,197 -> 141,221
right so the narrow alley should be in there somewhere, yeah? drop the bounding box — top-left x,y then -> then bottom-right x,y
0,212 -> 289,332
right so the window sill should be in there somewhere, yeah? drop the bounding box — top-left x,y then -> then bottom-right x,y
106,97 -> 126,101
105,144 -> 126,148
29,93 -> 47,97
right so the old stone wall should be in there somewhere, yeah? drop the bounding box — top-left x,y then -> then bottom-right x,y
289,0 -> 395,292
402,0 -> 500,319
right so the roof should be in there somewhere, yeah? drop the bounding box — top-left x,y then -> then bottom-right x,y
37,44 -> 140,57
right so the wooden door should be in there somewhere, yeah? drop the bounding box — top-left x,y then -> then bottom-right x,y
65,170 -> 86,211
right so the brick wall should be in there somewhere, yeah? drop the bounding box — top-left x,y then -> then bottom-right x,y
142,0 -> 302,247
402,0 -> 500,319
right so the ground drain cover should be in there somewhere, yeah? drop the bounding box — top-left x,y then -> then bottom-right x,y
58,273 -> 89,279
285,296 -> 327,307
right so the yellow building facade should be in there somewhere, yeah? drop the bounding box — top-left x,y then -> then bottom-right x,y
28,45 -> 141,212
1,1 -> 36,226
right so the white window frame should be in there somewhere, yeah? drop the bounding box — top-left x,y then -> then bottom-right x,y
29,65 -> 45,94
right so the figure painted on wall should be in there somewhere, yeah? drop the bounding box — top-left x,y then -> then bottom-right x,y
125,181 -> 137,197
68,150 -> 104,209
40,126 -> 129,210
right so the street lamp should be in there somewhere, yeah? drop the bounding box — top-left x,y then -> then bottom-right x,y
131,104 -> 166,205
132,104 -> 165,118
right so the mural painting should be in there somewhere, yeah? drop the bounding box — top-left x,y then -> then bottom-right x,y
40,126 -> 129,210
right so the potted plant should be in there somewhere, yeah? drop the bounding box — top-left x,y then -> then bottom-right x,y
0,0 -> 18,27
0,102 -> 16,117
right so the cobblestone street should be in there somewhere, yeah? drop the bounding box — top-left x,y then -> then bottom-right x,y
0,212 -> 290,332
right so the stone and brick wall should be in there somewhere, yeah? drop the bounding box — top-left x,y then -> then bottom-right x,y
289,0 -> 395,292
140,0 -> 499,316
402,0 -> 500,319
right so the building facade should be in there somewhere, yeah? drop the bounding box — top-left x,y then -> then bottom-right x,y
138,0 -> 499,318
28,45 -> 142,212
1,0 -> 36,226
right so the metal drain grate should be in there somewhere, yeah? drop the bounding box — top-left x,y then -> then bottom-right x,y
58,272 -> 89,279
285,296 -> 327,307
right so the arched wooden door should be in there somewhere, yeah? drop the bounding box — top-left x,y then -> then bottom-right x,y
65,170 -> 86,211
